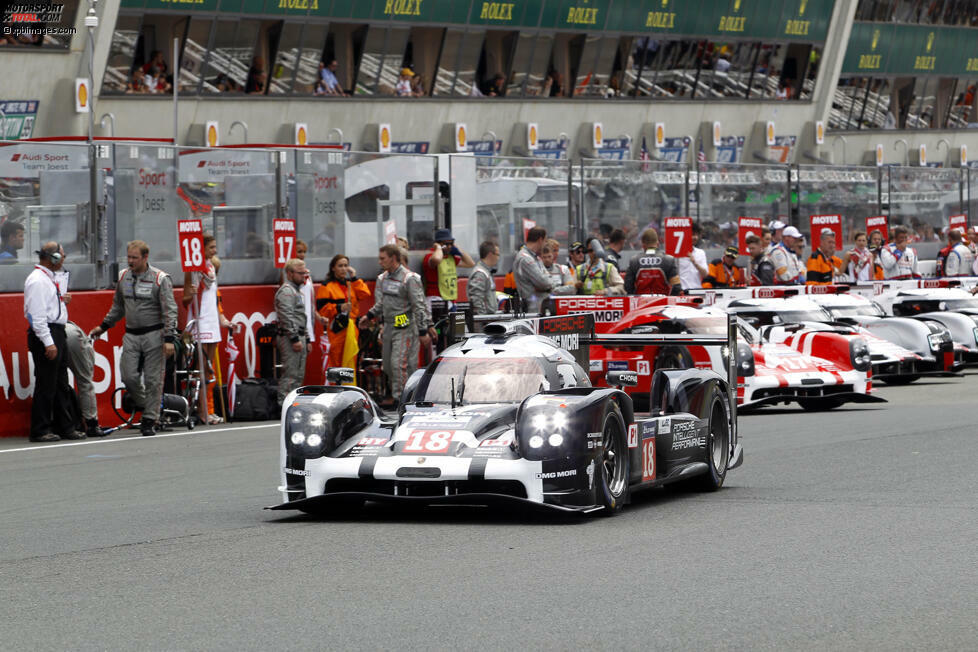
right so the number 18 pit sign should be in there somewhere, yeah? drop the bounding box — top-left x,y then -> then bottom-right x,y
664,217 -> 692,257
273,219 -> 297,268
178,219 -> 207,272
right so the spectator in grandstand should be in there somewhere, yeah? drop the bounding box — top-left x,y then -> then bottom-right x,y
423,228 -> 475,311
746,234 -> 774,286
769,225 -> 804,284
542,70 -> 564,97
604,229 -> 626,270
806,228 -> 846,285
0,219 -> 25,263
575,242 -> 625,296
567,241 -> 587,270
775,80 -> 790,100
704,246 -> 747,288
317,59 -> 346,96
126,69 -> 146,93
678,223 -> 709,290
411,74 -> 427,97
943,229 -> 975,277
513,226 -> 554,313
141,50 -> 168,78
879,226 -> 920,279
540,239 -> 577,295
467,241 -> 501,316
624,228 -> 680,295
846,231 -> 875,282
485,73 -> 507,97
317,254 -> 371,371
396,68 -> 415,96
246,57 -> 266,94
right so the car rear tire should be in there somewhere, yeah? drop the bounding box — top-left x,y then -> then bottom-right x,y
655,346 -> 693,371
694,386 -> 730,492
597,403 -> 629,515
798,397 -> 844,411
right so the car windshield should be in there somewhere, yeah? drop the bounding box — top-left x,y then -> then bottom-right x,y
777,309 -> 832,323
895,298 -> 978,315
827,304 -> 886,318
415,357 -> 548,405
680,315 -> 728,335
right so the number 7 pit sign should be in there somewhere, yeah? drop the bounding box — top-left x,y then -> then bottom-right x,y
273,219 -> 297,268
178,219 -> 207,272
664,217 -> 692,257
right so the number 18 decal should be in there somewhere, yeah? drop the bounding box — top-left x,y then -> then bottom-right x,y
642,438 -> 656,482
403,430 -> 454,453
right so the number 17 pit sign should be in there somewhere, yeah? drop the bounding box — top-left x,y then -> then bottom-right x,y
178,219 -> 207,272
273,219 -> 296,268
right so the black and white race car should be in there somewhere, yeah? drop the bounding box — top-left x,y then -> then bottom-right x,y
268,314 -> 743,516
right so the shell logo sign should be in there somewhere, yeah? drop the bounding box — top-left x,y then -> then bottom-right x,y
960,144 -> 968,167
918,144 -> 927,166
654,122 -> 665,148
815,120 -> 824,145
378,123 -> 391,152
74,78 -> 89,113
206,121 -> 220,147
592,122 -> 602,149
455,123 -> 467,151
295,123 -> 308,146
712,121 -> 721,146
765,121 -> 775,146
875,143 -> 884,166
527,122 -> 538,150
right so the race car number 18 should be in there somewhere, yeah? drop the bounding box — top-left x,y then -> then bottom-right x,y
403,430 -> 453,453
642,438 -> 656,482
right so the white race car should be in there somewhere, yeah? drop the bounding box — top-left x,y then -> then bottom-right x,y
873,287 -> 978,365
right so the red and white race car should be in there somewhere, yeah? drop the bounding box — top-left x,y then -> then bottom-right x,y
550,295 -> 885,411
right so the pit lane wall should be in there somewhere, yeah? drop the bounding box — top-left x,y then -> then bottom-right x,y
0,283 -> 359,438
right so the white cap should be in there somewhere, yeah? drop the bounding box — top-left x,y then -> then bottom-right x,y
782,225 -> 803,238
820,227 -> 835,236
769,220 -> 786,231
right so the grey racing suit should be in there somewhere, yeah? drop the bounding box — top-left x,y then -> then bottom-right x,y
544,262 -> 576,295
98,265 -> 178,421
275,279 -> 308,403
368,264 -> 431,399
65,321 -> 97,422
513,245 -> 554,314
466,261 -> 497,316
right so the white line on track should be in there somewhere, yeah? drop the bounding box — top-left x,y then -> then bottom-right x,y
0,422 -> 277,455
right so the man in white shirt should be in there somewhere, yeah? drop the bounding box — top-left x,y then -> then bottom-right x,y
23,242 -> 84,442
944,229 -> 974,277
879,226 -> 919,279
768,225 -> 804,284
678,223 -> 709,290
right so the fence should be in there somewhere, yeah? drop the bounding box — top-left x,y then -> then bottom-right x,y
0,140 -> 974,293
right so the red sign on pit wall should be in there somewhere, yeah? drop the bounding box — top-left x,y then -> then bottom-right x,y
273,219 -> 297,269
810,214 -> 843,245
177,219 -> 206,272
738,217 -> 763,254
663,217 -> 692,257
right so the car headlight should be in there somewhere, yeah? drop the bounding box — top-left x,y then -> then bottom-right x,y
285,403 -> 329,458
849,337 -> 872,372
736,341 -> 755,377
928,333 -> 943,352
532,411 -> 568,432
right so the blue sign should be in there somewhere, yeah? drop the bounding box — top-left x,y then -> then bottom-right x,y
0,99 -> 39,140
390,142 -> 430,154
596,137 -> 631,160
532,138 -> 569,160
715,136 -> 744,164
469,139 -> 503,157
658,136 -> 690,164
607,361 -> 629,371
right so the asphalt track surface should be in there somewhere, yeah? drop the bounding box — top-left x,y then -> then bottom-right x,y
1,374 -> 977,651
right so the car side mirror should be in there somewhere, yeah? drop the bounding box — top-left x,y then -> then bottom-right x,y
326,367 -> 356,385
606,370 -> 638,388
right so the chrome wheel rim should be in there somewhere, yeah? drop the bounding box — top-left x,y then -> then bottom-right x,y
602,414 -> 627,497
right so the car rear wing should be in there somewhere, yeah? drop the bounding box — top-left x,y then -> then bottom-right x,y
449,309 -> 739,452
581,312 -> 739,450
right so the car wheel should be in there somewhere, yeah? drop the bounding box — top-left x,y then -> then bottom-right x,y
655,346 -> 692,371
879,375 -> 920,385
597,403 -> 629,515
798,397 -> 844,411
694,386 -> 730,492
